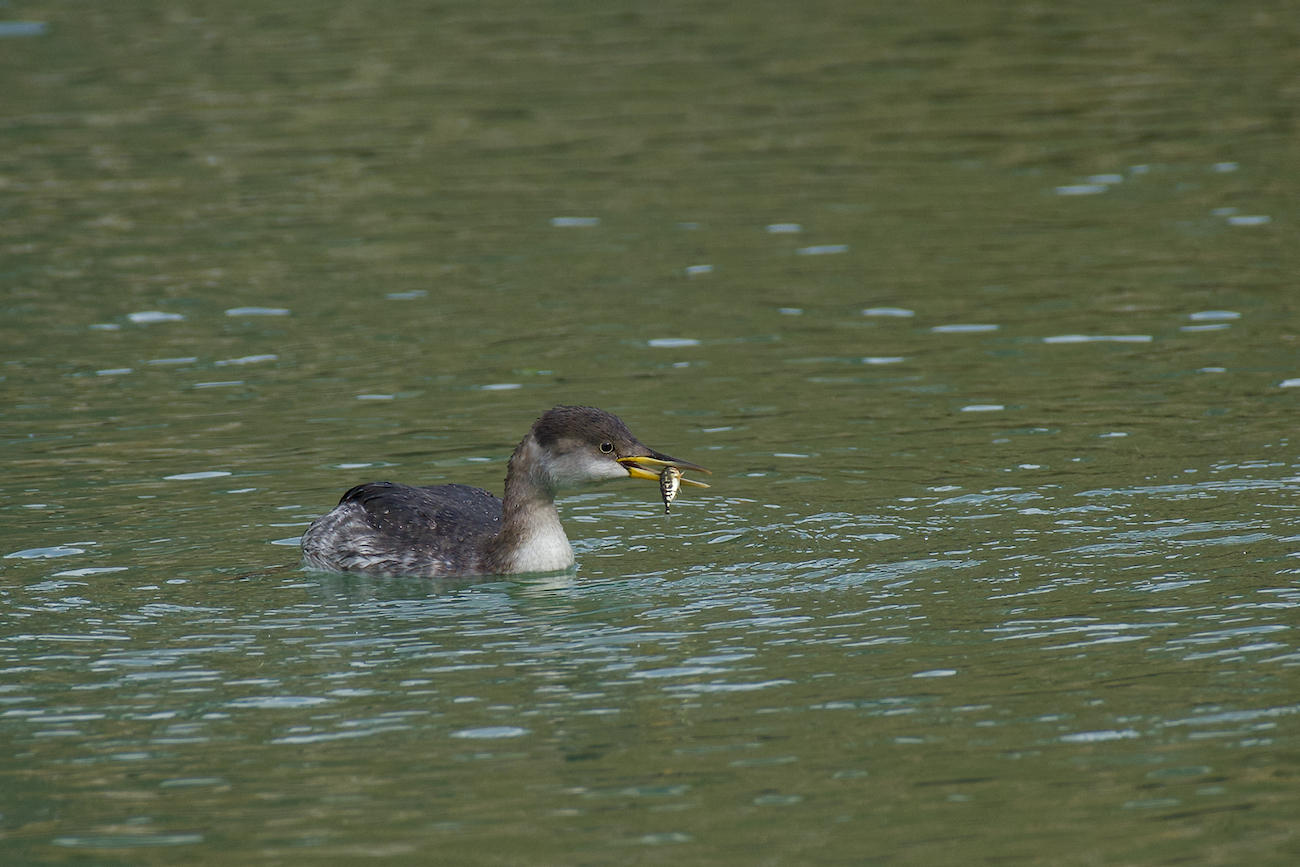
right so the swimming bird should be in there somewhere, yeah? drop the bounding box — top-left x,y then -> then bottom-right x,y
301,406 -> 710,577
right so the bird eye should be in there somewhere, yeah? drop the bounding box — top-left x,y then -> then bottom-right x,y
599,441 -> 615,454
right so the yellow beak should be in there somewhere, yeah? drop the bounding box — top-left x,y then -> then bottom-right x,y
617,454 -> 712,488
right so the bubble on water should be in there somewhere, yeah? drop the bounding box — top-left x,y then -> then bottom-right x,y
128,311 -> 185,324
90,323 -> 121,330
1279,379 -> 1300,388
226,696 -> 330,709
960,405 -> 1004,413
933,324 -> 998,333
5,546 -> 87,560
912,669 -> 958,678
1043,334 -> 1151,343
386,290 -> 427,300
356,393 -> 395,400
638,832 -> 692,845
1060,729 -> 1140,743
164,471 -> 232,480
1227,215 -> 1270,226
832,769 -> 869,779
685,264 -> 713,275
1213,162 -> 1239,172
1180,324 -> 1230,332
225,307 -> 291,316
648,338 -> 701,348
52,567 -> 128,577
550,217 -> 600,227
863,357 -> 905,364
194,381 -> 243,389
215,354 -> 277,366
1056,184 -> 1107,195
148,357 -> 198,365
797,244 -> 848,255
863,307 -> 915,317
1189,310 -> 1240,320
52,833 -> 204,848
766,223 -> 802,233
479,383 -> 522,391
753,794 -> 803,806
96,368 -> 133,376
0,21 -> 49,37
451,726 -> 529,739
29,579 -> 89,593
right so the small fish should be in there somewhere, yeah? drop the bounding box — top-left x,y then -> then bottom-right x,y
659,466 -> 683,513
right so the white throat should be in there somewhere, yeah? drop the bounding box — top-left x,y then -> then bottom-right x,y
500,499 -> 574,573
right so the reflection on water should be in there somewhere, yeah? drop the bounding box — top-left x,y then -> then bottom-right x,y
3,0 -> 1299,862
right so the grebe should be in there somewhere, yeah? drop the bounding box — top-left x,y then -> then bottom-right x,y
301,406 -> 710,577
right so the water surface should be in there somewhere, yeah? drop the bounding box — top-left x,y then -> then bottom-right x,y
3,1 -> 1298,864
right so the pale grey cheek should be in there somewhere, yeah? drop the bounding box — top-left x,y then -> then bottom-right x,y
598,462 -> 631,481
549,452 -> 626,488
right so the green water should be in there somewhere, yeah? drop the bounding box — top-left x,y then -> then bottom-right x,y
3,1 -> 1299,864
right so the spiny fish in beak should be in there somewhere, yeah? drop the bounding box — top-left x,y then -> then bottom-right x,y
617,452 -> 711,511
660,466 -> 682,513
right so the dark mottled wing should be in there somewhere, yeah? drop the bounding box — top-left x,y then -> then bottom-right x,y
339,482 -> 503,549
303,482 -> 503,576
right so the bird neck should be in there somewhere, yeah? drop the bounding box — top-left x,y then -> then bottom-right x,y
483,434 -> 575,574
